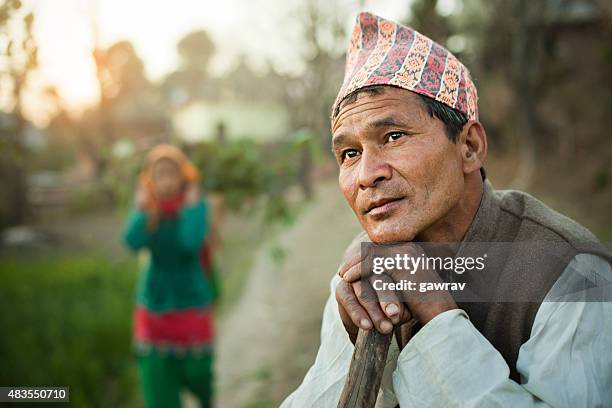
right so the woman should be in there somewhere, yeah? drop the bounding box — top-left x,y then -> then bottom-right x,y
123,144 -> 216,408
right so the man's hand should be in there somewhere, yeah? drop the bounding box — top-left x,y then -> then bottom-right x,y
335,243 -> 458,341
335,251 -> 412,342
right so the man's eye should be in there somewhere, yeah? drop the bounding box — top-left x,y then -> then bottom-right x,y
341,149 -> 360,162
386,131 -> 406,142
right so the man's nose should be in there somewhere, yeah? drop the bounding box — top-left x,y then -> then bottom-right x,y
358,148 -> 392,190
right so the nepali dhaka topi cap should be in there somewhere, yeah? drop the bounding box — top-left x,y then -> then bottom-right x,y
333,12 -> 478,121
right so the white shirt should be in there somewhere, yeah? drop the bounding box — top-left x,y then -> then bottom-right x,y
281,253 -> 612,407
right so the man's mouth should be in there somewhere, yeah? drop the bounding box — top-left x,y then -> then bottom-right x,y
365,197 -> 405,215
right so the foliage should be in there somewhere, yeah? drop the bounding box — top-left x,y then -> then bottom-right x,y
102,149 -> 145,211
65,183 -> 114,215
192,136 -> 311,224
0,252 -> 140,407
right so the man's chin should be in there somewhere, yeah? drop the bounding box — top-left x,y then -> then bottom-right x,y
364,221 -> 419,244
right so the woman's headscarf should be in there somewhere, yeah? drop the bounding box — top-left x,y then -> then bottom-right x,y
138,144 -> 200,230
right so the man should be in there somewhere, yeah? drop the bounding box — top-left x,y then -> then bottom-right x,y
282,12 -> 612,407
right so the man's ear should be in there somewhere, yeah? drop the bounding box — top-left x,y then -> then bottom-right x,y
458,120 -> 487,175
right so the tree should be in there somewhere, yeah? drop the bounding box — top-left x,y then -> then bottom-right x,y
0,0 -> 38,227
407,0 -> 451,44
279,0 -> 352,198
78,39 -> 164,179
163,30 -> 215,105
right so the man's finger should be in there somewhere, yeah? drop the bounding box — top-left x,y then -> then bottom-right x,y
336,279 -> 372,331
367,273 -> 408,325
342,252 -> 379,282
353,281 -> 393,334
341,261 -> 362,282
338,253 -> 361,278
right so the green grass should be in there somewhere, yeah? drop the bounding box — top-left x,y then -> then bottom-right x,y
0,251 -> 141,407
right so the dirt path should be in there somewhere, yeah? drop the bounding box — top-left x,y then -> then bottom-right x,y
215,182 -> 361,407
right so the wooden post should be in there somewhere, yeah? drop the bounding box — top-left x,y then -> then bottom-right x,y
337,328 -> 393,408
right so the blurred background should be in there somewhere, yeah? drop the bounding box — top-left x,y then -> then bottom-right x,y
0,0 -> 610,406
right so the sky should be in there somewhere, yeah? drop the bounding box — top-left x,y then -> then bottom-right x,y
14,0 -> 460,124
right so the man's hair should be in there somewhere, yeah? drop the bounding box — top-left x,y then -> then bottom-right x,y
333,85 -> 468,143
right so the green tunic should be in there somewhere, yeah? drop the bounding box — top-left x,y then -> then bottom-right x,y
122,199 -> 213,312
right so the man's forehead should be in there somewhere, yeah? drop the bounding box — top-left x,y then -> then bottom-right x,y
332,87 -> 425,135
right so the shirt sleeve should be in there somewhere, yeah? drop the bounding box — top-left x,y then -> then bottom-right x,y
122,209 -> 150,251
177,199 -> 209,252
392,253 -> 612,407
280,274 -> 354,408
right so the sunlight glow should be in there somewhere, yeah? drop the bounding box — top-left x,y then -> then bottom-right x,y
19,0 -> 408,122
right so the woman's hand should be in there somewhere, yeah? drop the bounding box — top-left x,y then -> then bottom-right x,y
184,183 -> 200,205
135,185 -> 149,210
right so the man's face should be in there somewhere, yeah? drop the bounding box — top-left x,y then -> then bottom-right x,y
332,87 -> 465,243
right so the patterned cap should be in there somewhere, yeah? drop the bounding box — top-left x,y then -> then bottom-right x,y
333,12 -> 478,121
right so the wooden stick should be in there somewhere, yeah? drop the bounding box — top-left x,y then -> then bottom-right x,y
337,328 -> 393,408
